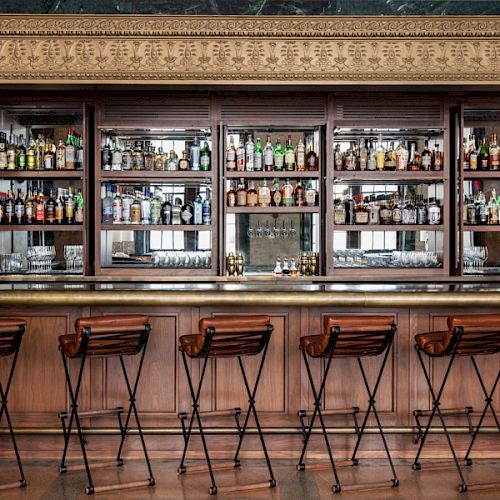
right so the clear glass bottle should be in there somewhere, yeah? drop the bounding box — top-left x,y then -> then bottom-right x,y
264,135 -> 274,171
121,142 -> 133,171
367,140 -> 376,171
282,179 -> 294,207
111,140 -> 123,171
296,137 -> 306,171
334,197 -> 346,225
334,143 -> 343,171
358,138 -> 368,171
190,137 -> 201,171
257,179 -> 271,207
427,197 -> 442,225
121,188 -> 133,224
65,187 -> 74,224
154,147 -> 166,171
368,195 -> 380,224
402,195 -> 416,225
166,149 -> 178,171
140,187 -> 151,224
130,193 -> 141,224
112,185 -> 122,224
245,134 -> 255,172
345,142 -> 357,171
488,188 -> 499,224
144,143 -> 155,171
132,141 -> 145,170
150,189 -> 162,225
375,141 -> 385,171
56,139 -> 66,170
101,136 -> 111,170
102,184 -> 113,224
236,137 -> 245,171
395,139 -> 409,171
0,132 -> 7,170
171,197 -> 182,225
192,194 -> 203,225
226,135 -> 236,171
202,190 -> 211,225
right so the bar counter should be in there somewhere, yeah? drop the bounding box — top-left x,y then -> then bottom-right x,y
0,280 -> 498,461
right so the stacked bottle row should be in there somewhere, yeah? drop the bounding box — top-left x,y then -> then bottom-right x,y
101,137 -> 211,172
334,193 -> 442,226
334,138 -> 443,172
464,189 -> 500,225
462,133 -> 500,171
225,134 -> 318,172
226,179 -> 318,208
101,184 -> 211,226
0,130 -> 83,171
0,187 -> 83,225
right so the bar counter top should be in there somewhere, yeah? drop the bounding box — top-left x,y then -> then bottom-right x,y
1,280 -> 500,307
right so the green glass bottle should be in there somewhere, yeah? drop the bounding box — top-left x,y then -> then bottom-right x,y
478,137 -> 489,171
200,141 -> 211,171
273,138 -> 284,171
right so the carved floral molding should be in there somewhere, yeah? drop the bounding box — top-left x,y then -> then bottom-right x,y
0,15 -> 499,84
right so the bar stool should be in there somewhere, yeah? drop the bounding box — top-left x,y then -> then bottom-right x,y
412,313 -> 500,493
297,315 -> 399,494
58,314 -> 155,495
0,318 -> 27,491
178,315 -> 275,495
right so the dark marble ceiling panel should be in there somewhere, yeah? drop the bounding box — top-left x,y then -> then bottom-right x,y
1,1 -> 500,15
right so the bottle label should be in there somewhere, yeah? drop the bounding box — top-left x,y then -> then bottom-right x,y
236,150 -> 245,171
246,192 -> 258,206
44,155 -> 54,170
55,205 -> 64,222
202,203 -> 211,224
112,203 -> 122,222
305,189 -> 316,206
257,187 -> 271,207
264,149 -> 273,167
334,207 -> 346,224
285,150 -> 295,167
367,158 -> 376,171
254,152 -> 263,171
274,154 -> 284,169
273,190 -> 282,206
65,201 -> 74,220
0,152 -> 7,169
355,211 -> 368,224
469,153 -> 478,170
57,151 -> 66,170
421,155 -> 432,170
200,155 -> 210,170
246,152 -> 254,171
17,154 -> 26,169
491,153 -> 500,170
392,207 -> 402,223
345,155 -> 356,171
181,209 -> 192,223
428,208 -> 441,224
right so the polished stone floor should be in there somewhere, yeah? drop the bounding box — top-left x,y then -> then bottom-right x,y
0,459 -> 499,499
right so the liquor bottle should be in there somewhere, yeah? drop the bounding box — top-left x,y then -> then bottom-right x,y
467,195 -> 477,225
34,191 -> 46,224
178,150 -> 190,170
257,179 -> 271,207
375,141 -> 385,171
294,180 -> 305,206
236,178 -> 247,207
358,138 -> 368,171
245,134 -> 255,172
236,137 -> 245,171
421,140 -> 432,171
4,191 -> 14,224
112,185 -> 122,224
74,190 -> 84,224
344,194 -> 355,225
246,180 -> 258,207
140,188 -> 151,224
271,178 -> 282,206
489,133 -> 499,171
75,134 -> 84,170
379,196 -> 392,225
6,139 -> 16,170
402,195 -> 416,224
144,143 -> 155,171
334,198 -> 346,224
304,180 -> 317,206
469,135 -> 478,171
132,141 -> 144,170
65,187 -> 74,224
254,137 -> 263,171
181,199 -> 193,225
130,194 -> 141,224
26,138 -> 36,171
433,143 -> 443,171
0,132 -> 7,170
462,136 -> 470,170
55,189 -> 64,224
416,196 -> 427,225
296,137 -> 306,171
171,198 -> 182,225
25,190 -> 34,224
154,147 -> 166,171
306,142 -> 318,171
345,142 -> 357,171
202,190 -> 211,225
121,188 -> 133,224
395,139 -> 409,171
367,140 -> 376,171
0,195 -> 4,223
166,149 -> 178,171
45,189 -> 56,224
190,137 -> 201,171
56,139 -> 66,170
110,140 -> 122,171
368,195 -> 380,224
427,198 -> 441,225
284,135 -> 296,171
488,188 -> 499,224
263,135 -> 274,171
65,130 -> 75,170
44,141 -> 54,170
273,138 -> 284,171
101,137 -> 111,170
102,184 -> 113,224
192,194 -> 203,225
478,137 -> 489,171
226,135 -> 236,171
409,144 -> 417,171
16,136 -> 26,170
35,134 -> 45,170
282,179 -> 294,207
334,144 -> 343,171
384,142 -> 396,171
14,189 -> 24,224
226,181 -> 237,207
475,191 -> 488,225
392,194 -> 403,224
121,142 -> 133,171
161,194 -> 172,224
150,189 -> 162,224
200,141 -> 211,171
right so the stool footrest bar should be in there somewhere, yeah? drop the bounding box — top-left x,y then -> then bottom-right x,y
299,407 -> 359,417
414,407 -> 473,417
414,460 -> 462,471
300,460 -> 354,471
200,408 -> 242,417
62,461 -> 122,473
334,480 -> 398,493
0,481 -> 26,491
88,479 -> 154,495
178,462 -> 238,474
465,482 -> 500,492
214,480 -> 275,494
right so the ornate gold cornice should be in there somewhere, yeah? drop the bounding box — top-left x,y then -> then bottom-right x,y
0,15 -> 499,84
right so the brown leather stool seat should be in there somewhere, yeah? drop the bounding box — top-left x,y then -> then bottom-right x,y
412,314 -> 500,493
0,317 -> 27,490
297,315 -> 398,494
178,315 -> 275,495
58,314 -> 154,495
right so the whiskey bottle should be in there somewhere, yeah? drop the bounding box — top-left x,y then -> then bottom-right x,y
402,195 -> 416,225
26,138 -> 36,171
488,188 -> 499,224
132,141 -> 144,170
246,180 -> 258,207
190,137 -> 201,171
245,134 -> 255,172
395,139 -> 409,171
178,150 -> 190,170
236,179 -> 247,207
161,194 -> 172,224
200,141 -> 211,171
306,142 -> 318,171
226,135 -> 236,171
0,132 -> 7,170
254,137 -> 263,171
6,139 -> 16,170
273,138 -> 284,171
14,189 -> 25,224
354,197 -> 369,225
392,193 -> 403,224
284,135 -> 295,171
469,135 -> 478,171
489,133 -> 499,171
45,189 -> 56,224
375,141 -> 385,171
427,198 -> 441,225
359,138 -> 368,171
263,135 -> 274,171
55,189 -> 64,224
305,180 -> 317,206
433,143 -> 443,171
226,181 -> 237,207
25,190 -> 34,224
154,147 -> 166,171
294,180 -> 305,206
416,196 -> 427,225
56,139 -> 66,170
65,130 -> 76,170
367,195 -> 380,224
236,137 -> 245,171
384,142 -> 396,171
257,179 -> 271,207
296,137 -> 306,171
478,137 -> 489,171
334,198 -> 346,225
65,188 -> 74,224
345,142 -> 357,171
334,144 -> 343,171
379,196 -> 392,225
34,191 -> 46,224
367,140 -> 376,171
35,134 -> 45,170
421,140 -> 432,171
44,141 -> 54,170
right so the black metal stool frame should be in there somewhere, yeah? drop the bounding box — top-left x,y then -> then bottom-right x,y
297,323 -> 399,494
0,323 -> 27,490
413,326 -> 500,493
178,324 -> 276,495
59,324 -> 155,495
